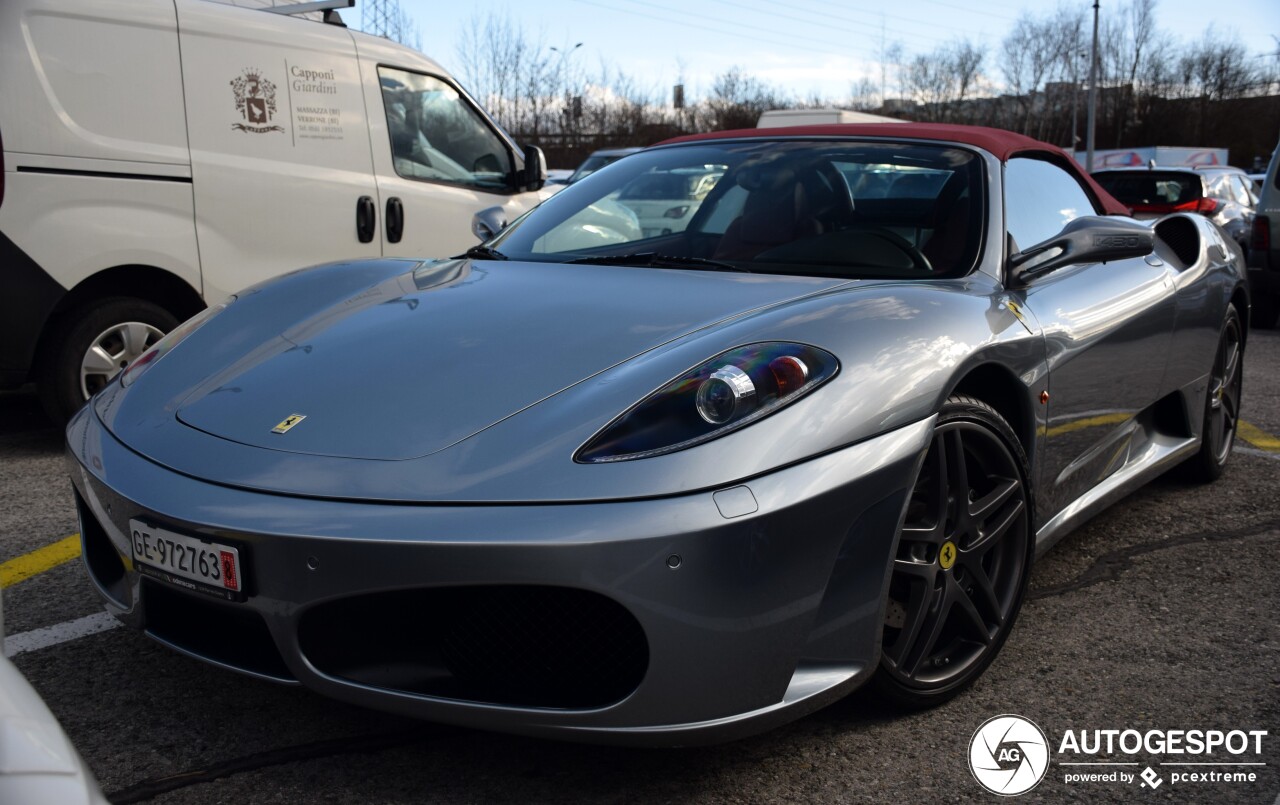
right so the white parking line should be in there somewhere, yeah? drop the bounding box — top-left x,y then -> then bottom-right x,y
3,612 -> 121,658
1237,446 -> 1280,462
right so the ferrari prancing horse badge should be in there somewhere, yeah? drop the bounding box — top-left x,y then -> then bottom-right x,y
271,414 -> 306,434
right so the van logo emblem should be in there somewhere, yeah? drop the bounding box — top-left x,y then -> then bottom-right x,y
230,69 -> 285,134
271,414 -> 306,434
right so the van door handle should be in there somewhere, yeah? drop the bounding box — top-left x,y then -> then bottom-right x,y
356,196 -> 376,243
386,197 -> 404,244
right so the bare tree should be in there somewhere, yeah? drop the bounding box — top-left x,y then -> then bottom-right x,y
1003,7 -> 1085,139
1176,28 -> 1263,141
847,77 -> 881,112
952,41 -> 985,109
446,6 -> 1276,169
1000,14 -> 1065,135
703,68 -> 786,130
903,40 -> 985,123
1090,0 -> 1156,146
453,12 -> 559,136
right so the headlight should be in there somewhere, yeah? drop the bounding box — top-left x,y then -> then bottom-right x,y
120,299 -> 232,387
576,342 -> 838,463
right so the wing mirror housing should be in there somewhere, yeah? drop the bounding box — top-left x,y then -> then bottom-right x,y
1008,216 -> 1155,285
520,144 -> 547,192
471,206 -> 508,242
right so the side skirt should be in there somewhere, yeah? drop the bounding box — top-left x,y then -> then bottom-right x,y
1034,376 -> 1209,558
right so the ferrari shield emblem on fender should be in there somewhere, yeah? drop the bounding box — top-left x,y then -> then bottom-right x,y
271,414 -> 306,434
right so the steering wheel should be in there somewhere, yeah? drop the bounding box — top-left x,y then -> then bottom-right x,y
844,225 -> 934,272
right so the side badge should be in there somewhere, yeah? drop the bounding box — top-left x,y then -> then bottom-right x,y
272,414 -> 306,434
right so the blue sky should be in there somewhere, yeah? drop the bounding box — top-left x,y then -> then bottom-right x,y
390,0 -> 1279,101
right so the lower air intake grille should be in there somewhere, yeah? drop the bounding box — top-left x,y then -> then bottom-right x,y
299,585 -> 649,709
143,580 -> 294,682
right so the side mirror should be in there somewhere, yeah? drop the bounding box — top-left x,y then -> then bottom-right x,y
471,206 -> 508,242
1009,216 -> 1154,285
521,144 -> 547,192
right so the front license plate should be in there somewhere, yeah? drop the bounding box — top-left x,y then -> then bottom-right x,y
129,519 -> 244,602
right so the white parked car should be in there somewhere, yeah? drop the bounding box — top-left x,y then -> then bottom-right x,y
0,597 -> 107,804
614,167 -> 726,237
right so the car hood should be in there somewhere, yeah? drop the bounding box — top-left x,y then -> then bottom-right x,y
165,259 -> 848,461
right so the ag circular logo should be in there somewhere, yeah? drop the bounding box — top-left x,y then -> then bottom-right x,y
969,714 -> 1050,796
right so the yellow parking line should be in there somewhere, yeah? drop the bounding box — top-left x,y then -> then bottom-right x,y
0,534 -> 81,589
1045,414 -> 1278,455
1045,412 -> 1130,437
1239,421 -> 1280,453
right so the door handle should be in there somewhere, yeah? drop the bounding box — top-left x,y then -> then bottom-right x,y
386,197 -> 404,244
356,196 -> 376,243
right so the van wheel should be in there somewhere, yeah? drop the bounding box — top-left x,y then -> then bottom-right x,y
39,297 -> 178,423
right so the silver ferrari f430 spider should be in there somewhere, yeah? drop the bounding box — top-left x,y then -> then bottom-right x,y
68,124 -> 1249,745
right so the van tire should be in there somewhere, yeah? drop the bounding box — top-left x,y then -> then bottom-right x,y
38,297 -> 179,424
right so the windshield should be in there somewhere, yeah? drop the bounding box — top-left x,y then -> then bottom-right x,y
491,140 -> 984,279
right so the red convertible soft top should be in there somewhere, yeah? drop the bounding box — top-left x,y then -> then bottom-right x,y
658,123 -> 1130,217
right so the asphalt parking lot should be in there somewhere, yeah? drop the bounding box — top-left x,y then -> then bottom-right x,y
3,329 -> 1278,804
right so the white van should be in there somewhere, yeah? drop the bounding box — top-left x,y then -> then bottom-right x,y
0,0 -> 551,420
756,109 -> 906,128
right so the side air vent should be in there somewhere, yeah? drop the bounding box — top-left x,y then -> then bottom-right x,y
1154,216 -> 1201,269
75,490 -> 128,607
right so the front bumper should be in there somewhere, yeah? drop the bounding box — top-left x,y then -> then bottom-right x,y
66,407 -> 931,745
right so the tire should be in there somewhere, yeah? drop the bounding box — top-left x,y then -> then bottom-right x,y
871,395 -> 1034,709
1180,305 -> 1243,483
38,297 -> 178,424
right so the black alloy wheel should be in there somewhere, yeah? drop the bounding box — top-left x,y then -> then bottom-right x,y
1182,305 -> 1243,483
874,395 -> 1033,707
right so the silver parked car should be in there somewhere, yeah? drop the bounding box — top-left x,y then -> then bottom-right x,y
1092,165 -> 1258,250
68,124 -> 1248,745
613,165 -> 725,237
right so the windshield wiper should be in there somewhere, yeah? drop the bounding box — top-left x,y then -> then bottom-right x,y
457,245 -> 508,261
566,252 -> 750,273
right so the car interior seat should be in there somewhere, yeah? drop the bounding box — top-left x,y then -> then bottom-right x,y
713,159 -> 853,261
922,170 -> 974,273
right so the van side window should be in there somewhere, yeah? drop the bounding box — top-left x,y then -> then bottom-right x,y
378,68 -> 510,191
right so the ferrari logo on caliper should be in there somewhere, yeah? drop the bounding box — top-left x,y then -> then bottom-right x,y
271,414 -> 307,434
